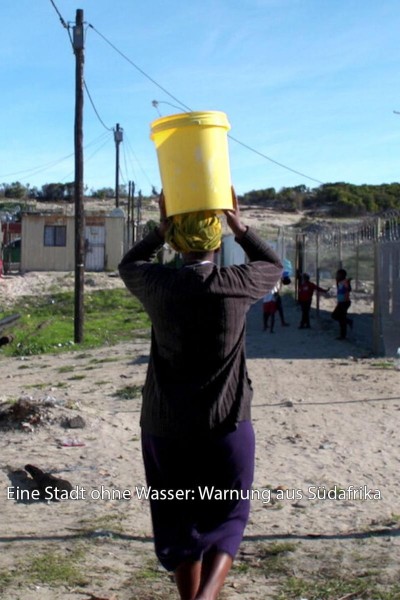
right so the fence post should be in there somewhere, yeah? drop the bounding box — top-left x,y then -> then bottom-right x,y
338,225 -> 343,269
355,232 -> 360,292
372,242 -> 384,355
316,233 -> 320,316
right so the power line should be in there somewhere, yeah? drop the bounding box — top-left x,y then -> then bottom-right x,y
48,11 -> 323,188
84,81 -> 113,131
152,100 -> 189,115
124,133 -> 155,189
60,134 -> 114,183
88,24 -> 324,186
0,132 -> 110,182
48,1 -> 111,138
0,153 -> 73,180
48,0 -> 68,29
88,24 -> 192,113
227,135 -> 324,186
151,100 -> 324,185
121,141 -> 133,187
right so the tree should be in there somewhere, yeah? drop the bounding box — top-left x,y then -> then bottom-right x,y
4,181 -> 27,199
90,187 -> 115,200
40,182 -> 74,201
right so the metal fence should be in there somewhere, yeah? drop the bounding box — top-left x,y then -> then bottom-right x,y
275,213 -> 400,356
374,242 -> 400,356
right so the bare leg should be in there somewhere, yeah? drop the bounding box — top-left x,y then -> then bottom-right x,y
270,313 -> 275,333
175,560 -> 202,600
195,551 -> 233,600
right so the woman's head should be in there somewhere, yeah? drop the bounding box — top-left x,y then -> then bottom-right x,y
165,211 -> 222,254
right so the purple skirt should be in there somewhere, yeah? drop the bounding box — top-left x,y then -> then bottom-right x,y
141,420 -> 255,571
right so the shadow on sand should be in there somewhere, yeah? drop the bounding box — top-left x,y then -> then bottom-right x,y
246,295 -> 374,360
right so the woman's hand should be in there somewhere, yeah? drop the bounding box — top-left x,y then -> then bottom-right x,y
157,190 -> 170,238
224,187 -> 247,238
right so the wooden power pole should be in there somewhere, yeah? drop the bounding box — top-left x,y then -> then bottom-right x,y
114,123 -> 123,207
73,9 -> 85,343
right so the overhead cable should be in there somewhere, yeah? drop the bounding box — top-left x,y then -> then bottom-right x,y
89,24 -> 324,185
124,133 -> 155,189
152,100 -> 324,185
49,5 -> 113,133
88,24 -> 192,113
0,132 -> 110,181
84,82 -> 113,131
227,135 -> 324,185
48,0 -> 68,29
58,134 -> 113,183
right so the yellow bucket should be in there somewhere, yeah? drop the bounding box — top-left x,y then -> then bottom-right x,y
150,111 -> 232,217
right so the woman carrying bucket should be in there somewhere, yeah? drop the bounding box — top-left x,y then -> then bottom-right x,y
119,187 -> 282,600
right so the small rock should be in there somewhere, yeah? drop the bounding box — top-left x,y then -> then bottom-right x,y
283,400 -> 294,407
318,442 -> 335,450
64,415 -> 86,429
276,484 -> 288,492
292,502 -> 307,509
24,464 -> 73,501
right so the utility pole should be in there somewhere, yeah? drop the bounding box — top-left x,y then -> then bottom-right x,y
127,180 -> 135,245
136,190 -> 142,240
127,181 -> 131,246
73,9 -> 85,343
114,123 -> 123,207
131,180 -> 135,242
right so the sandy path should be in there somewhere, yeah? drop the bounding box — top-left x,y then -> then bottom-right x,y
0,280 -> 399,599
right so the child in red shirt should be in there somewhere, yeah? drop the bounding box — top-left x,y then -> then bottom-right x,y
298,273 -> 329,329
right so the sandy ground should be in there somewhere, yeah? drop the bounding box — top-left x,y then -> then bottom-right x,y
0,255 -> 400,598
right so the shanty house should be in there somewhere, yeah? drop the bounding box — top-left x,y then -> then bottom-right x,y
20,208 -> 125,272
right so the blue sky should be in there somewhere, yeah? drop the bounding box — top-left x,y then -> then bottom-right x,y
1,0 -> 400,196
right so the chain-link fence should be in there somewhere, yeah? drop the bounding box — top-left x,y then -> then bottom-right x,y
276,214 -> 400,356
374,241 -> 400,356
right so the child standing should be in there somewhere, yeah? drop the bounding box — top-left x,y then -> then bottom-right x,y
331,268 -> 353,339
298,273 -> 329,329
262,288 -> 278,333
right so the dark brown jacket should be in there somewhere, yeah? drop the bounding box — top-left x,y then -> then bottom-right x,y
119,227 -> 282,437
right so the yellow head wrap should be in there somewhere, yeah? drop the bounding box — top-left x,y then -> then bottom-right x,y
165,211 -> 222,253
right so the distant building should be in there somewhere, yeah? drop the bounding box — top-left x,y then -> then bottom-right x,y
20,209 -> 125,272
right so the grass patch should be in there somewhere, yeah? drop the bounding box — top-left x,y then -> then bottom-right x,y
0,570 -> 14,592
77,513 -> 125,534
113,384 -> 142,400
25,548 -> 88,587
390,514 -> 400,522
58,365 -> 76,373
0,289 -> 150,357
235,542 -> 297,577
258,542 -> 296,575
89,356 -> 121,365
263,542 -> 297,556
25,382 -> 50,389
370,361 -> 396,370
1,397 -> 17,405
232,561 -> 250,574
278,575 -> 400,599
135,559 -> 163,581
122,557 -> 175,600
